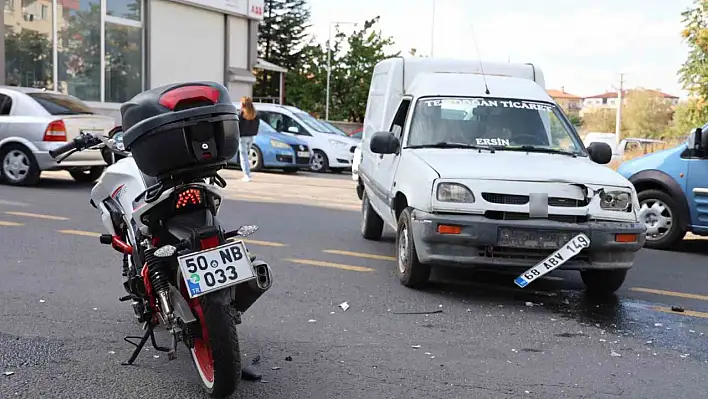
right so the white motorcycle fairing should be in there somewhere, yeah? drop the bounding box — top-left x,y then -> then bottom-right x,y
90,156 -> 225,244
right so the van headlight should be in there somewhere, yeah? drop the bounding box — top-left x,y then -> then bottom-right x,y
437,183 -> 475,203
600,191 -> 631,211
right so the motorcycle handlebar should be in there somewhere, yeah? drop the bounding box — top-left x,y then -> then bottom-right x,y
48,134 -> 99,159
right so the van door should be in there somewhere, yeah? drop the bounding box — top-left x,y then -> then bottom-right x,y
686,138 -> 708,230
370,98 -> 412,226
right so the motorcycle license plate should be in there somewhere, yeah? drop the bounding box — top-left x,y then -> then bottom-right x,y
178,240 -> 256,298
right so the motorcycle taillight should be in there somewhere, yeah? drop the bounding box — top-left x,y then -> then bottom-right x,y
175,188 -> 203,210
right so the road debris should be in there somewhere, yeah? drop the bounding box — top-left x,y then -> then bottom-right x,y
3,371 -> 14,376
671,306 -> 685,313
271,366 -> 281,370
654,323 -> 663,327
39,299 -> 45,303
285,356 -> 293,362
108,351 -> 115,354
525,302 -> 534,307
610,351 -> 622,357
339,302 -> 350,311
308,319 -> 317,323
412,345 -> 421,349
153,355 -> 160,359
680,354 -> 690,359
392,310 -> 443,315
252,355 -> 261,365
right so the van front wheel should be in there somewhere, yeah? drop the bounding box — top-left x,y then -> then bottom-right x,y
396,207 -> 431,288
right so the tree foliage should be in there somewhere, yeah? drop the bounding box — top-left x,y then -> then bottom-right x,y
622,90 -> 674,139
679,0 -> 708,100
583,109 -> 617,133
255,0 -> 312,99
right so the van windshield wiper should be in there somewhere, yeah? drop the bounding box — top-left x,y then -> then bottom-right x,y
500,145 -> 578,157
406,141 -> 495,153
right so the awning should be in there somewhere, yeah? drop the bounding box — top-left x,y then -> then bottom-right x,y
255,58 -> 288,74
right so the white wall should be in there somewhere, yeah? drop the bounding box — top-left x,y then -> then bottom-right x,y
228,16 -> 249,69
149,0 -> 225,88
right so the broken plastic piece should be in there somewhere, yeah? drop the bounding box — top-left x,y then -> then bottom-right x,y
3,371 -> 14,376
339,302 -> 350,311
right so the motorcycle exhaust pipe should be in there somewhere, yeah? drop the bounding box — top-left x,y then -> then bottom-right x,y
232,259 -> 273,313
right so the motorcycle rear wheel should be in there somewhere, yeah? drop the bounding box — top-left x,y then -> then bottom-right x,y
190,293 -> 242,398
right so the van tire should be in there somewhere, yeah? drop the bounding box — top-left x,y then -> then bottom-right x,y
580,269 -> 627,296
637,189 -> 686,250
361,191 -> 383,240
396,207 -> 431,288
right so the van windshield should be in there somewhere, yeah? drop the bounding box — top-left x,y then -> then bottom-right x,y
294,112 -> 337,134
406,97 -> 585,155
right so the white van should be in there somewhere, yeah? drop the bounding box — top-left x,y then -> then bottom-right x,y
358,57 -> 647,295
253,103 -> 359,173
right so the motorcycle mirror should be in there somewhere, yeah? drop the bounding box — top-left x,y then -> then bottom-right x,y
155,245 -> 177,257
236,225 -> 259,237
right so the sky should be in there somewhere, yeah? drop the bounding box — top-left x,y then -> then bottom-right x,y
306,0 -> 694,99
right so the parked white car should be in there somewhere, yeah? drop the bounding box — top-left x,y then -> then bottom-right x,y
358,57 -> 647,295
253,103 -> 359,173
0,86 -> 115,186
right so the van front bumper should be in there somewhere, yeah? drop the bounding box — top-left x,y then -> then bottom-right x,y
410,210 -> 646,271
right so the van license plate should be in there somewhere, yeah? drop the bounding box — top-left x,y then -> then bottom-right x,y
514,233 -> 590,288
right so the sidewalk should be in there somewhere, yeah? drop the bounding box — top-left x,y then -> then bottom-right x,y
220,169 -> 361,211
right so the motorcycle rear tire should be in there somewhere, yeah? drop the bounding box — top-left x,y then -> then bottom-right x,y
191,293 -> 242,398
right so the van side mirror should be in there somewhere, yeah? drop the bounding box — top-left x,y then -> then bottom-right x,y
370,131 -> 400,154
587,142 -> 612,165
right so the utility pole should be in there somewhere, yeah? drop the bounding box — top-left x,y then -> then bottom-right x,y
430,0 -> 436,57
615,73 -> 625,149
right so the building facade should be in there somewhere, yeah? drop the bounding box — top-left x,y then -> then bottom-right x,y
2,0 -> 264,121
546,87 -> 583,117
581,89 -> 680,114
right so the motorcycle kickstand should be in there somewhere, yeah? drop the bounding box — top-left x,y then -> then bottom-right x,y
121,323 -> 171,366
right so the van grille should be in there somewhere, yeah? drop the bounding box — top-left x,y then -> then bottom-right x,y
481,193 -> 587,208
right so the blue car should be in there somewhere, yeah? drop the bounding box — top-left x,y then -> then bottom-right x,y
229,120 -> 312,173
617,126 -> 708,249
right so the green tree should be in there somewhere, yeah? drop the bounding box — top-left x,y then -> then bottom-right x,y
667,98 -> 708,139
334,16 -> 399,121
622,89 -> 674,139
583,109 -> 617,133
4,29 -> 53,88
255,0 -> 312,99
679,0 -> 708,100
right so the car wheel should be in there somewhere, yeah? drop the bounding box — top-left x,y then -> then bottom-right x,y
637,189 -> 686,249
249,145 -> 264,172
309,150 -> 329,173
396,207 -> 431,288
69,166 -> 105,183
0,144 -> 41,186
580,269 -> 627,296
361,191 -> 384,240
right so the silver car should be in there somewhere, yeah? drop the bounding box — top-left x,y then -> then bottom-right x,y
0,86 -> 115,186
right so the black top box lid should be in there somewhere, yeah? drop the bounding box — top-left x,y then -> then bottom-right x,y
121,81 -> 237,149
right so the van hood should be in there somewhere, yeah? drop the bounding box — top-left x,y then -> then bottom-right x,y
411,149 -> 631,188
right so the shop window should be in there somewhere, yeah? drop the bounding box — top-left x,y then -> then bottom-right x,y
57,0 -> 101,101
106,0 -> 141,21
4,0 -> 54,89
105,22 -> 143,102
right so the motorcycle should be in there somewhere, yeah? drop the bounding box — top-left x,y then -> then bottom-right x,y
49,82 -> 273,398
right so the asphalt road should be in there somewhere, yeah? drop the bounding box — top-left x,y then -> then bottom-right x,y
1,171 -> 708,399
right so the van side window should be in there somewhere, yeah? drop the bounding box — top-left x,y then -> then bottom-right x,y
0,94 -> 13,115
389,99 -> 412,138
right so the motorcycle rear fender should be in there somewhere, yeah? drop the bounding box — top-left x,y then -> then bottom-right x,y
164,209 -> 223,248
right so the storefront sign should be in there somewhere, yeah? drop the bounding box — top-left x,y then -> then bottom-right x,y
248,0 -> 264,20
173,0 -> 263,20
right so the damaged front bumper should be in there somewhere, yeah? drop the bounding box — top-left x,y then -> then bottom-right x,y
410,209 -> 646,271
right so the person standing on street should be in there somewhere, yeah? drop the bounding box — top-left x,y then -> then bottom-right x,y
238,96 -> 259,182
